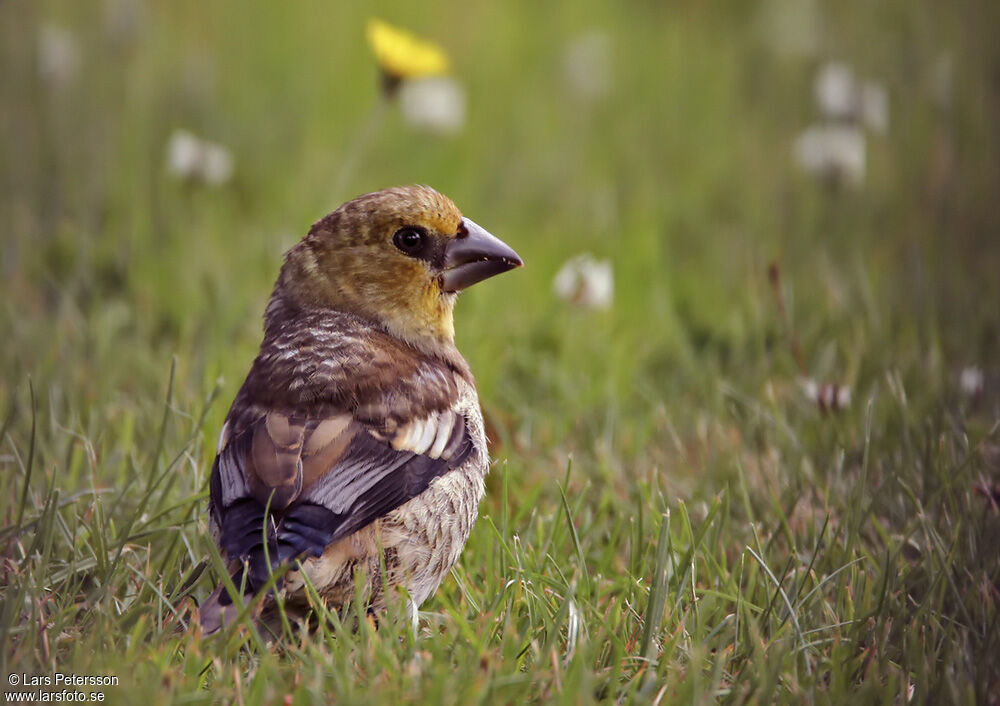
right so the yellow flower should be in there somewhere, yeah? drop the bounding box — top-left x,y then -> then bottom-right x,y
366,18 -> 450,83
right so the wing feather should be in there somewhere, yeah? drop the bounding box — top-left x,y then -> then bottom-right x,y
209,407 -> 474,593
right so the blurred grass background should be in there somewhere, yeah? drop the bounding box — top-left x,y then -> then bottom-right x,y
2,0 -> 999,704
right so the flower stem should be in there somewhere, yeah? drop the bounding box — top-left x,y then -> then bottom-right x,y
331,92 -> 389,202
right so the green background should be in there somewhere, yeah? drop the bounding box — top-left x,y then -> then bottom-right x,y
2,1 -> 998,703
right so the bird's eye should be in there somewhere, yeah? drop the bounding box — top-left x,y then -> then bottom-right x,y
393,227 -> 427,256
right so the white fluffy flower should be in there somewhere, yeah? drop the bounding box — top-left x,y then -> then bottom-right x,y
813,61 -> 889,133
553,254 -> 613,310
166,130 -> 201,178
959,367 -> 984,397
200,143 -> 234,185
166,130 -> 234,185
794,124 -> 866,187
800,378 -> 851,412
815,62 -> 856,121
398,77 -> 466,135
37,25 -> 80,89
562,31 -> 612,101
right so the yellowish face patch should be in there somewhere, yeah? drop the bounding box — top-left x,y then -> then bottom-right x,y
285,186 -> 466,348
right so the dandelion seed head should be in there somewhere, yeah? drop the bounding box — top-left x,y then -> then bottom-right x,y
959,366 -> 984,397
815,62 -> 856,121
399,77 -> 466,135
813,61 -> 889,133
800,378 -> 851,412
553,254 -> 614,310
562,31 -> 612,101
201,144 -> 234,185
166,130 -> 202,180
166,130 -> 234,186
794,124 -> 866,187
37,25 -> 81,89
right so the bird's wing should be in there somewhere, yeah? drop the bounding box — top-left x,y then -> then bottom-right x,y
209,405 -> 473,591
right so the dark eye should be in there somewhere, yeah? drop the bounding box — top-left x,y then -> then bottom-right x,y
393,227 -> 427,256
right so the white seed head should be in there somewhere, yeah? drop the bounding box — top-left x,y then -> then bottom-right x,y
165,130 -> 234,186
553,254 -> 614,310
959,366 -> 984,397
399,77 -> 466,135
794,124 -> 866,187
562,31 -> 612,101
38,25 -> 81,89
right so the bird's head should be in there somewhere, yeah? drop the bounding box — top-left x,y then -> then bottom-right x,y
272,185 -> 523,352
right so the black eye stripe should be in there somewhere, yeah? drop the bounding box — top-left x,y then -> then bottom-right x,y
391,226 -> 452,269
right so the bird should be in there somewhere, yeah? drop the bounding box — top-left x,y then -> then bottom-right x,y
198,185 -> 522,634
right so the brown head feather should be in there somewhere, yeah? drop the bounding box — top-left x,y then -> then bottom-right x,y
272,186 -> 466,352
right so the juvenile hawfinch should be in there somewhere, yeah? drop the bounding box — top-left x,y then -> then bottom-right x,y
199,186 -> 522,633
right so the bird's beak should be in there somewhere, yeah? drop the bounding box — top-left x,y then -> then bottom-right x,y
440,218 -> 523,293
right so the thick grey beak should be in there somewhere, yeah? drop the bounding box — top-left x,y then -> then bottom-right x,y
440,218 -> 523,293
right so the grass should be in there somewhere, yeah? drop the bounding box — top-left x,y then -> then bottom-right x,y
2,0 -> 1000,703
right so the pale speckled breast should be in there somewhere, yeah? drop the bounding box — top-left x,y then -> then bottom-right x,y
282,378 -> 489,610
